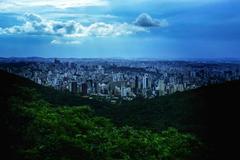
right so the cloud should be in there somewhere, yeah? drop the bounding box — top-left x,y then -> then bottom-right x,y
24,12 -> 42,22
0,13 -> 147,38
51,39 -> 82,45
85,22 -> 146,37
0,0 -> 108,10
133,13 -> 169,27
0,13 -> 53,35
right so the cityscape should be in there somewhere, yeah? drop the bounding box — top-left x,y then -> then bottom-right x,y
1,0 -> 240,159
1,58 -> 240,102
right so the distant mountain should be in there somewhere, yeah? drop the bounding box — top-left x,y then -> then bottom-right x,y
0,57 -> 52,63
1,57 -> 240,63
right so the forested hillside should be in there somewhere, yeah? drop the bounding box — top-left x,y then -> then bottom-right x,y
1,70 -> 239,159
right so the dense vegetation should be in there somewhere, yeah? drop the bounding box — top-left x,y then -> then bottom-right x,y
1,70 -> 239,159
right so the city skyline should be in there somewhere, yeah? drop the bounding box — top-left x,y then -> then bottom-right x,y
0,0 -> 240,58
1,58 -> 239,101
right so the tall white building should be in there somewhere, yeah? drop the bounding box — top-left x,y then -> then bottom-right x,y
158,80 -> 165,91
143,74 -> 148,89
157,80 -> 166,96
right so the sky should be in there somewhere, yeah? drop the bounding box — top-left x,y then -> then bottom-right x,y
0,0 -> 240,59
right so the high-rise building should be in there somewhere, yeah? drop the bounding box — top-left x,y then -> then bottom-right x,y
70,81 -> 78,94
82,83 -> 88,96
120,82 -> 126,97
157,80 -> 165,96
121,86 -> 126,97
134,76 -> 139,93
135,76 -> 139,89
87,79 -> 93,88
93,82 -> 98,94
148,78 -> 152,89
143,74 -> 148,89
86,79 -> 93,94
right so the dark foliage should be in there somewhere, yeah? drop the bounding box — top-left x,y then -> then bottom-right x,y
1,70 -> 239,159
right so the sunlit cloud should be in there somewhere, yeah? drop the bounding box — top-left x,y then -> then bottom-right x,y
0,13 -> 148,38
51,39 -> 83,45
0,0 -> 109,10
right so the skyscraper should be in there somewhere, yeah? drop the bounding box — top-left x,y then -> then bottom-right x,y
70,81 -> 77,94
82,83 -> 88,96
143,74 -> 148,89
134,76 -> 139,93
157,80 -> 165,96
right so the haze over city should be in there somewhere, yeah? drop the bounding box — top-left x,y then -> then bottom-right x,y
0,0 -> 240,59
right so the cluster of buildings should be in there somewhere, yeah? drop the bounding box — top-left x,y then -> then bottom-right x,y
1,58 -> 240,101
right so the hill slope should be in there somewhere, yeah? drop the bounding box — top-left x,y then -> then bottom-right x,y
0,70 -> 205,160
1,69 -> 240,159
95,80 -> 240,136
94,79 -> 240,159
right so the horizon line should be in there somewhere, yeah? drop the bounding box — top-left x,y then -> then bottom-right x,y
1,56 -> 240,62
